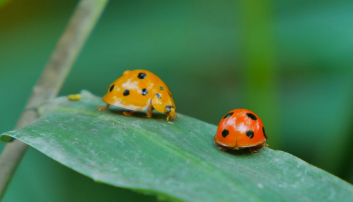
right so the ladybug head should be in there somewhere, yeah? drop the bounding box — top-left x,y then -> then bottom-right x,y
165,105 -> 176,120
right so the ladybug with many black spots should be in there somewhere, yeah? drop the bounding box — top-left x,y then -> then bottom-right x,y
97,70 -> 176,122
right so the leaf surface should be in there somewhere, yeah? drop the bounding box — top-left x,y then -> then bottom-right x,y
1,90 -> 353,202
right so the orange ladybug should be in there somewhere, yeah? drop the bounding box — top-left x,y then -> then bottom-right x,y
97,70 -> 176,121
214,109 -> 268,153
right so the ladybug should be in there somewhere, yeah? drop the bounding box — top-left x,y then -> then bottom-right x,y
214,109 -> 268,153
97,70 -> 176,121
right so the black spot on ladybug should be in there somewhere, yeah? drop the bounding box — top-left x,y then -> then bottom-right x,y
165,105 -> 172,114
160,86 -> 164,90
142,88 -> 148,96
123,89 -> 129,96
109,84 -> 114,92
223,112 -> 234,119
246,113 -> 257,121
222,129 -> 229,138
138,73 -> 146,79
157,93 -> 161,99
263,127 -> 268,139
246,130 -> 254,139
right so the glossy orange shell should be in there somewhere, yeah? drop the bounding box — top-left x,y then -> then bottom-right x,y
214,109 -> 267,149
102,70 -> 175,114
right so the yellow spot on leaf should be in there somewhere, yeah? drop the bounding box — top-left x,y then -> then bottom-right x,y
68,94 -> 81,101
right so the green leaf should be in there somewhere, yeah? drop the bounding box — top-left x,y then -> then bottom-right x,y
1,90 -> 353,201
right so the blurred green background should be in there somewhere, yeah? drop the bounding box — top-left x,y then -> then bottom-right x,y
1,0 -> 353,201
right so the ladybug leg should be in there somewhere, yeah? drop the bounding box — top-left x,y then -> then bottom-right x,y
96,104 -> 110,111
264,143 -> 269,147
249,148 -> 259,153
123,111 -> 134,116
166,116 -> 174,124
166,111 -> 177,123
216,145 -> 228,151
146,102 -> 153,118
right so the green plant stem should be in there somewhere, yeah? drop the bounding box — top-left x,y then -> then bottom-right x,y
239,0 -> 280,148
0,0 -> 109,199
